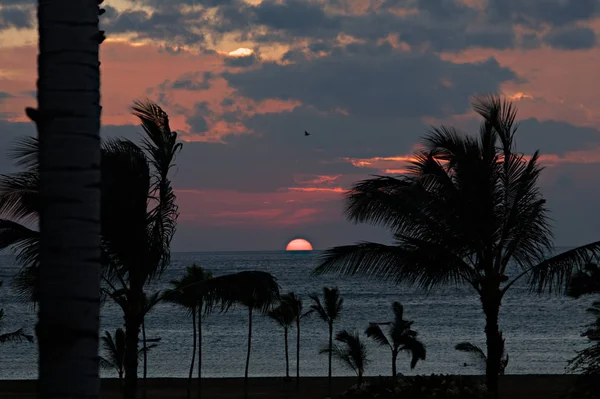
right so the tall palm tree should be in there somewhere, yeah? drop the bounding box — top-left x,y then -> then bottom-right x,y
34,0 -> 106,397
455,341 -> 508,375
309,287 -> 343,395
215,271 -> 279,399
101,100 -> 182,399
163,265 -> 215,399
323,330 -> 368,386
0,282 -> 34,344
280,292 -> 307,390
365,301 -> 426,376
313,95 -> 600,395
268,300 -> 295,379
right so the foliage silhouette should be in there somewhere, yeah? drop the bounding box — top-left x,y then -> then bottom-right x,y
365,301 -> 425,376
455,341 -> 508,375
0,281 -> 33,344
99,328 -> 156,384
313,95 -> 600,395
321,330 -> 368,386
268,297 -> 296,379
309,286 -> 343,396
163,264 -> 216,399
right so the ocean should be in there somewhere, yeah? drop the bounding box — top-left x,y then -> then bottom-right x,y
0,250 -> 593,379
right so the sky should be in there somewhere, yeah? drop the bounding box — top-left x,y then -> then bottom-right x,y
1,0 -> 600,251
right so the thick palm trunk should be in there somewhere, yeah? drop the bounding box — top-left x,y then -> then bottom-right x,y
357,371 -> 363,386
328,322 -> 333,396
36,1 -> 102,398
142,320 -> 148,399
244,308 -> 253,399
187,309 -> 197,399
197,309 -> 202,399
284,327 -> 290,379
295,317 -> 300,390
483,296 -> 502,397
124,293 -> 143,399
392,350 -> 398,377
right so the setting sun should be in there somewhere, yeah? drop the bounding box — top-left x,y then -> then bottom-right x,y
285,238 -> 313,251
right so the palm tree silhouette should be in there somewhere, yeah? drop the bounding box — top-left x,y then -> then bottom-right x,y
455,341 -> 508,375
323,330 -> 368,386
568,301 -> 600,374
99,328 -> 156,386
141,291 -> 162,399
268,299 -> 296,380
0,282 -> 34,344
365,301 -> 425,376
163,264 -> 215,399
281,292 -> 308,390
0,100 -> 179,399
216,271 -> 279,399
314,95 -> 600,395
309,287 -> 343,395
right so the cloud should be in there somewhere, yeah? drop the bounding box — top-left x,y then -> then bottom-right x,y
159,71 -> 214,91
0,5 -> 33,30
543,26 -> 597,50
224,52 -> 260,67
224,43 -> 519,119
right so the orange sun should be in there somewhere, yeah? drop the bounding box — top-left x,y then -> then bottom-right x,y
286,238 -> 313,251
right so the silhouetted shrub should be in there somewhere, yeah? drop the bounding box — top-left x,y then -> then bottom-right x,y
340,375 -> 490,399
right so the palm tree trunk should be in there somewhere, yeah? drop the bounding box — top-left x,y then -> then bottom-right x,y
295,317 -> 300,391
36,1 -> 102,398
392,350 -> 398,377
197,308 -> 202,399
284,327 -> 290,379
328,322 -> 333,396
483,296 -> 502,397
188,308 -> 197,399
244,307 -> 253,399
142,320 -> 148,399
124,294 -> 143,399
357,370 -> 362,386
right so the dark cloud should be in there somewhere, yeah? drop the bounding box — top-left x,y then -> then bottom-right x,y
0,92 -> 14,100
185,102 -> 213,134
159,71 -> 214,91
486,0 -> 598,28
0,5 -> 32,29
543,26 -> 597,50
224,43 -> 518,119
224,53 -> 260,67
515,119 -> 600,155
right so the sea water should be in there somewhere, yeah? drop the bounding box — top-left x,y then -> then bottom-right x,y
0,250 -> 593,379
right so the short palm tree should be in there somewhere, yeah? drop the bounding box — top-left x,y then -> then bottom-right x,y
455,341 -> 508,375
365,301 -> 426,376
314,95 -> 600,395
268,300 -> 296,379
309,287 -> 343,395
280,292 -> 307,390
569,301 -> 600,374
100,328 -> 156,384
215,271 -> 279,399
323,330 -> 368,386
0,282 -> 34,344
163,264 -> 214,399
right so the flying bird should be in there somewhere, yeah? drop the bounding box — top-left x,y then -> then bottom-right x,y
305,130 -> 310,136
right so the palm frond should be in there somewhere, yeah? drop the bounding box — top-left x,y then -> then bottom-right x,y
12,264 -> 39,304
7,136 -> 38,171
527,241 -> 600,294
0,172 -> 39,222
331,330 -> 368,377
0,219 -> 39,268
400,337 -> 426,369
365,324 -> 390,348
567,263 -> 600,298
455,342 -> 487,370
0,328 -> 34,343
211,271 -> 280,314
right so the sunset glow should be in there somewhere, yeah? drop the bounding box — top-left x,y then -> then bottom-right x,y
228,48 -> 253,57
285,238 -> 313,251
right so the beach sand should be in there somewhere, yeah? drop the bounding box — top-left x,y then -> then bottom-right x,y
0,375 -> 579,398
